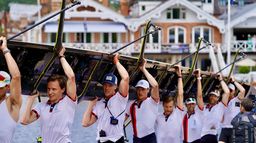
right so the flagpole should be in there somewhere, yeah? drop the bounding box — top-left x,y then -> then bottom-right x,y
227,0 -> 231,65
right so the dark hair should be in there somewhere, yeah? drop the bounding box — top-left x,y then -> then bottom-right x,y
162,96 -> 175,105
47,74 -> 67,89
241,98 -> 254,112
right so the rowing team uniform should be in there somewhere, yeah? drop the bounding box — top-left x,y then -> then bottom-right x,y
126,97 -> 159,143
0,99 -> 17,143
155,105 -> 204,143
32,95 -> 77,143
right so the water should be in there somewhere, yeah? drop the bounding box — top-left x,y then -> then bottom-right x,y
12,97 -> 134,143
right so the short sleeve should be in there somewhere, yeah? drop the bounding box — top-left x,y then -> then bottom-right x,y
64,95 -> 77,108
125,101 -> 133,117
92,100 -> 103,118
32,103 -> 42,118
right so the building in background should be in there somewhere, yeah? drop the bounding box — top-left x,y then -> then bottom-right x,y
9,0 -> 256,75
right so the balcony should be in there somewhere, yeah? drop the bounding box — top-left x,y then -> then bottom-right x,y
63,41 -> 256,55
232,40 -> 256,52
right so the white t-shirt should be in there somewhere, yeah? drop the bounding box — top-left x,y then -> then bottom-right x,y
201,102 -> 226,137
0,100 -> 17,143
221,97 -> 241,128
32,95 -> 77,143
92,92 -> 128,142
126,97 -> 159,138
155,107 -> 184,143
182,106 -> 204,142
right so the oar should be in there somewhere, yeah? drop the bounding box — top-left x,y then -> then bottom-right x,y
33,0 -> 67,102
129,20 -> 152,81
204,52 -> 246,96
77,21 -> 160,99
0,1 -> 80,45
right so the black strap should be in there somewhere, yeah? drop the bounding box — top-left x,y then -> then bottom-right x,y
104,99 -> 125,119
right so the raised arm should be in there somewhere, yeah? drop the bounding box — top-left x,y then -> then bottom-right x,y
82,98 -> 97,127
139,59 -> 159,102
0,37 -> 22,107
194,69 -> 204,109
114,54 -> 129,97
175,65 -> 183,109
230,76 -> 245,100
20,91 -> 40,125
218,74 -> 230,106
59,47 -> 76,101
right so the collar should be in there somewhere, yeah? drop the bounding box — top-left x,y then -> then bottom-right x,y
47,97 -> 64,105
47,97 -> 64,112
206,103 -> 216,111
163,113 -> 170,122
186,111 -> 195,119
134,100 -> 144,108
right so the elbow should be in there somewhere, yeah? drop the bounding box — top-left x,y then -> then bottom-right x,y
82,122 -> 91,127
123,76 -> 129,83
20,119 -> 28,125
12,73 -> 21,81
151,83 -> 159,89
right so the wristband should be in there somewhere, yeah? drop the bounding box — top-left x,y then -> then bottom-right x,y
3,48 -> 10,55
59,55 -> 65,59
197,77 -> 202,80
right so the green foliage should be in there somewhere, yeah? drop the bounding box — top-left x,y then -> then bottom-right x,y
0,0 -> 37,11
252,66 -> 256,71
238,66 -> 250,73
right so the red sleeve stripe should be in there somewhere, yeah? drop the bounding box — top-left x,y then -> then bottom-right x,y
177,106 -> 184,111
91,112 -> 98,119
32,109 -> 40,119
198,105 -> 204,111
221,101 -> 228,107
67,94 -> 77,102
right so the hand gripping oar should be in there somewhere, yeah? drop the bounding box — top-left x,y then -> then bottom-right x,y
225,48 -> 241,82
203,52 -> 246,96
129,20 -> 152,82
33,0 -> 67,102
77,21 -> 160,100
0,1 -> 80,45
183,38 -> 203,90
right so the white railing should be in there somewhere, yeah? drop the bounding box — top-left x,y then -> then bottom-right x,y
63,41 -> 256,55
190,43 -> 222,53
232,40 -> 256,52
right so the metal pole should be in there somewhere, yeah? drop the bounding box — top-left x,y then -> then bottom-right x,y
227,0 -> 231,64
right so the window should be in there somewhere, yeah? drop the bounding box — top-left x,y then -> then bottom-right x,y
101,33 -> 120,43
141,5 -> 145,11
166,8 -> 186,19
192,27 -> 212,43
76,33 -> 84,43
86,33 -> 91,43
168,27 -> 186,44
103,33 -> 109,43
219,0 -> 226,6
112,33 -> 117,43
50,33 -> 56,43
140,26 -> 159,43
202,0 -> 212,3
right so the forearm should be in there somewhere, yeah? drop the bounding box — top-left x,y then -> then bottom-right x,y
234,81 -> 245,99
4,49 -> 21,79
116,62 -> 129,81
142,68 -> 158,88
197,78 -> 204,108
82,102 -> 95,127
220,81 -> 230,104
177,77 -> 183,108
60,57 -> 75,79
21,97 -> 36,124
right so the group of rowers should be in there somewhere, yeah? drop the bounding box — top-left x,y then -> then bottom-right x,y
0,36 -> 255,143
